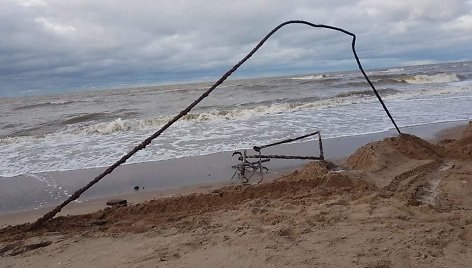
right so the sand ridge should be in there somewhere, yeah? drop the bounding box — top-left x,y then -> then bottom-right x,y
1,122 -> 472,267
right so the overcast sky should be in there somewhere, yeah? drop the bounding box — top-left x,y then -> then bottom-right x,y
1,0 -> 471,96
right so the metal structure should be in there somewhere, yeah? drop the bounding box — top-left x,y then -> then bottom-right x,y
231,130 -> 324,184
31,20 -> 401,229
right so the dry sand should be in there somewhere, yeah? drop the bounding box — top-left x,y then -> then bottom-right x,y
1,122 -> 472,267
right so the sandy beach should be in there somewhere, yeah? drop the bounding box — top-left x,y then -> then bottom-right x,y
1,0 -> 472,266
0,120 -> 466,216
1,121 -> 472,267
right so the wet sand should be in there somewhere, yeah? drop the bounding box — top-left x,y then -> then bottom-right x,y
0,120 -> 468,219
1,120 -> 472,267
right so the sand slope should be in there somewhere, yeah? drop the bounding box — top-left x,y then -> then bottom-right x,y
1,122 -> 472,267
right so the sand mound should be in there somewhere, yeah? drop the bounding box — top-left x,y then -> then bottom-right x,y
348,124 -> 472,171
347,134 -> 443,173
346,134 -> 439,167
386,134 -> 443,160
346,141 -> 409,171
346,134 -> 442,190
280,161 -> 371,189
462,121 -> 472,136
444,121 -> 472,158
323,173 -> 354,188
347,133 -> 450,170
278,161 -> 330,181
345,128 -> 472,209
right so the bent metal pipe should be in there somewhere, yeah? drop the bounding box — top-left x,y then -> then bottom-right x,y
30,20 -> 401,230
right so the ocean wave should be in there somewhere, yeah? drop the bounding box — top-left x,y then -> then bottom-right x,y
3,83 -> 468,140
0,87 -> 405,139
13,100 -> 75,111
335,88 -> 400,98
65,117 -> 169,135
337,78 -> 404,88
62,95 -> 379,135
291,74 -> 328,80
393,73 -> 460,84
63,112 -> 112,125
382,68 -> 404,73
234,97 -> 314,109
0,136 -> 34,145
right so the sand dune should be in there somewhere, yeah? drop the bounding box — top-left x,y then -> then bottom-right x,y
1,122 -> 472,267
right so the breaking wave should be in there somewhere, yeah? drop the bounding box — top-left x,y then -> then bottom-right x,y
66,117 -> 169,135
2,80 -> 469,143
381,68 -> 404,74
61,84 -> 472,137
335,88 -> 400,98
13,100 -> 75,111
63,113 -> 112,125
393,73 -> 460,84
1,94 -> 373,140
291,74 -> 329,80
0,136 -> 35,145
0,85 -> 425,141
60,92 -> 396,136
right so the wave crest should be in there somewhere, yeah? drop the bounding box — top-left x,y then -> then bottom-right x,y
13,100 -> 75,111
291,74 -> 328,80
394,73 -> 460,84
335,88 -> 400,98
67,117 -> 168,135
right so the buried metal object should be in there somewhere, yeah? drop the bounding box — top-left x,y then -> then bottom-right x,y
231,130 -> 324,184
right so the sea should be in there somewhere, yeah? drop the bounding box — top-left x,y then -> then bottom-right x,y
1,61 -> 472,179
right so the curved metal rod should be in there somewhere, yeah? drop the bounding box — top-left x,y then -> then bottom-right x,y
30,20 -> 401,229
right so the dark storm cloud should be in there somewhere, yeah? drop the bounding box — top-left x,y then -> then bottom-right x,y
1,0 -> 471,96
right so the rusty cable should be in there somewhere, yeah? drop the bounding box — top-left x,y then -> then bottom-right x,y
30,20 -> 401,229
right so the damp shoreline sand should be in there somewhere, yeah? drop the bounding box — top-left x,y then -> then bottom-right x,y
0,120 -> 468,226
1,120 -> 472,267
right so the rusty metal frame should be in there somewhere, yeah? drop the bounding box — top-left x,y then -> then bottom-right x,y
231,130 -> 324,184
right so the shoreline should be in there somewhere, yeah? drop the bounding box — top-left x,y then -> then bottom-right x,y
0,120 -> 469,226
2,120 -> 472,267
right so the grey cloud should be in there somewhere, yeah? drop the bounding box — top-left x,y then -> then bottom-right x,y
0,0 -> 471,96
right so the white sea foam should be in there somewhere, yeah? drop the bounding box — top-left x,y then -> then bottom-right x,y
2,83 -> 471,143
66,84 -> 472,135
384,68 -> 404,73
61,96 -> 374,136
394,73 -> 460,84
291,74 -> 328,80
371,68 -> 404,75
1,62 -> 471,178
0,136 -> 33,144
